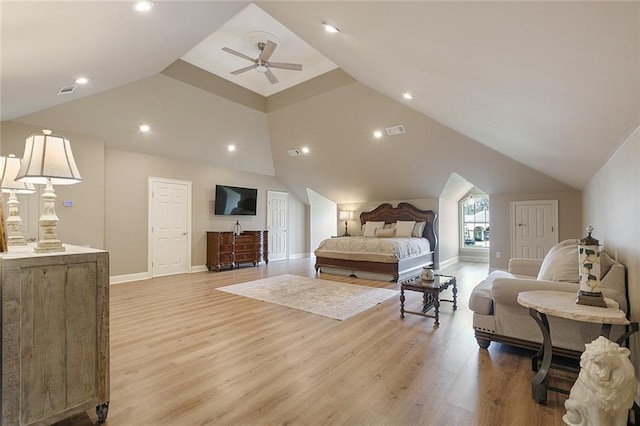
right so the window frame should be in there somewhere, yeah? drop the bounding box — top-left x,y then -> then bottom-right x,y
460,195 -> 490,250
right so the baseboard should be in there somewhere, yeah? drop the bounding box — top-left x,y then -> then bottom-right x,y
110,271 -> 151,285
191,265 -> 208,273
438,256 -> 459,269
289,253 -> 310,260
459,255 -> 489,263
111,265 -> 209,284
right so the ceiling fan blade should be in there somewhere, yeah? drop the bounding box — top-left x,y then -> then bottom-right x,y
267,62 -> 303,71
231,64 -> 257,75
222,47 -> 255,63
265,68 -> 279,84
259,40 -> 277,62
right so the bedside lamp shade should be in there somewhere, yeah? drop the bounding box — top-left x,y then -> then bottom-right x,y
0,155 -> 35,246
15,130 -> 82,253
339,210 -> 353,237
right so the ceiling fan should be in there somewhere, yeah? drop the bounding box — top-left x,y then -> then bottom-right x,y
222,40 -> 303,84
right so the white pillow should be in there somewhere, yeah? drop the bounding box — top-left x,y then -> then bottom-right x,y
362,221 -> 385,237
537,239 -> 579,282
412,222 -> 426,237
374,228 -> 396,238
395,220 -> 416,238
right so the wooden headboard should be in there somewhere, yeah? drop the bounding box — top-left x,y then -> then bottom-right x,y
360,202 -> 438,252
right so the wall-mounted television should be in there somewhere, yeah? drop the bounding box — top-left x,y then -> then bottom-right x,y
214,185 -> 257,216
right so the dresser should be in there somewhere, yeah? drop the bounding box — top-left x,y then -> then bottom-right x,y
206,231 -> 268,271
1,244 -> 110,425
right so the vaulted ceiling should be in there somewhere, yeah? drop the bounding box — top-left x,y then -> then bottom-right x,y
2,1 -> 639,204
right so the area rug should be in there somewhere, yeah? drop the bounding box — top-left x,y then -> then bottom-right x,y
216,274 -> 398,321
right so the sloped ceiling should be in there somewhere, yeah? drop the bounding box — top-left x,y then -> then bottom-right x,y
2,1 -> 639,204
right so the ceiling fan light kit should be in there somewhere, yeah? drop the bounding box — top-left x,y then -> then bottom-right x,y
222,39 -> 303,84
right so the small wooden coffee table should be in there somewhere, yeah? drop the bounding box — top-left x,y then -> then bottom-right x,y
400,274 -> 457,326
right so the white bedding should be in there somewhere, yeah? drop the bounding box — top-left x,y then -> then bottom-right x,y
314,236 -> 432,263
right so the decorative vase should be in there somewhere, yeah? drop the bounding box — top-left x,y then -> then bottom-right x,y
576,226 -> 606,307
421,267 -> 434,281
233,220 -> 242,236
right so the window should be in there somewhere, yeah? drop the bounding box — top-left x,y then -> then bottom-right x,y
462,195 -> 489,248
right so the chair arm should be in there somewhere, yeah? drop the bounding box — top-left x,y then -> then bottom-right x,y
491,277 -> 578,307
508,258 -> 543,277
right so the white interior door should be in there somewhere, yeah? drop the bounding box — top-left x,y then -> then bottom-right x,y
511,200 -> 558,259
149,178 -> 191,277
267,191 -> 288,262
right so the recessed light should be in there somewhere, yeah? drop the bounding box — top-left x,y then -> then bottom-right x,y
323,23 -> 340,34
228,144 -> 236,152
133,1 -> 154,12
403,93 -> 413,100
301,147 -> 310,154
373,130 -> 383,139
139,124 -> 150,132
75,77 -> 89,85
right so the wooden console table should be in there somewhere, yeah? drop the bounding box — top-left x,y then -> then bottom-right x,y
206,231 -> 268,271
517,290 -> 632,404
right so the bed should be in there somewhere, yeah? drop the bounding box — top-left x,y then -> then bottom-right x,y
314,202 -> 437,283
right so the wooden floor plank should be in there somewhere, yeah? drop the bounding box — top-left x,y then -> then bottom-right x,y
56,259 -> 569,425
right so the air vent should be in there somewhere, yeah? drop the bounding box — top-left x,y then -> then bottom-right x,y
287,149 -> 302,157
385,124 -> 406,136
57,85 -> 77,95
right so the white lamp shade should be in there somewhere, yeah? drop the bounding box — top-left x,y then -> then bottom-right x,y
0,155 -> 36,194
16,130 -> 82,185
339,210 -> 353,220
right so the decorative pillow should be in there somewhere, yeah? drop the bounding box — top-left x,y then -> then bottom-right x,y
362,221 -> 385,237
395,220 -> 416,238
412,221 -> 426,237
375,228 -> 396,238
537,239 -> 579,282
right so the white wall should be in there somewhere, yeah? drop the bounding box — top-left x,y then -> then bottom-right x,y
583,124 -> 640,369
437,198 -> 460,267
307,188 -> 337,254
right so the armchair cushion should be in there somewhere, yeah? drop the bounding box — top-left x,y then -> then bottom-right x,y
468,270 -> 514,315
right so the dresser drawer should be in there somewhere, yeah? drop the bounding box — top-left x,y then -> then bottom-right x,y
219,234 -> 234,243
235,242 -> 255,252
219,243 -> 233,253
235,253 -> 254,263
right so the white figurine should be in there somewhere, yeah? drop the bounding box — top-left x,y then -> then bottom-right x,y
563,336 -> 637,426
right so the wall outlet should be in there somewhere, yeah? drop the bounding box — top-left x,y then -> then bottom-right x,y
496,251 -> 501,258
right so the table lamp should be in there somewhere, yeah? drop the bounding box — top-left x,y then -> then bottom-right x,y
0,155 -> 36,246
339,210 -> 353,237
15,130 -> 82,253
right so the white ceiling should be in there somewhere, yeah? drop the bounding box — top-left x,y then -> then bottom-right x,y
181,3 -> 337,96
2,1 -> 639,193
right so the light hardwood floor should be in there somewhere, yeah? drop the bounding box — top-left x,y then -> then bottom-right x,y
58,259 -> 570,425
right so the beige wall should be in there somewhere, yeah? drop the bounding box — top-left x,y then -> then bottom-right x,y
1,121 -> 307,277
490,190 -> 583,270
583,125 -> 640,368
106,148 -> 303,276
1,121 -> 105,249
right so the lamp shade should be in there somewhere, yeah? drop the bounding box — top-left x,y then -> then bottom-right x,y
339,210 -> 353,220
0,155 -> 36,194
15,130 -> 82,185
